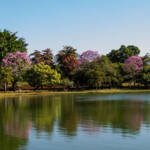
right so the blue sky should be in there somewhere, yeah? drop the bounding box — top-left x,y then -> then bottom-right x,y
0,0 -> 150,55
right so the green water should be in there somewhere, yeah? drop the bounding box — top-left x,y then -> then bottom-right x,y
0,93 -> 150,150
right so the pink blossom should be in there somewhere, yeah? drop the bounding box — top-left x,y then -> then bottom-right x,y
79,50 -> 100,64
123,56 -> 143,74
2,51 -> 31,76
2,51 -> 31,67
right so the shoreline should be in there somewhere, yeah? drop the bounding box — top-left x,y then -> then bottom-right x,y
0,89 -> 150,97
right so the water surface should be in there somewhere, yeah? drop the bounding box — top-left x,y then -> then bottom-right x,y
0,93 -> 150,150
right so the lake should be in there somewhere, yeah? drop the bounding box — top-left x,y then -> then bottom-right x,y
0,93 -> 150,150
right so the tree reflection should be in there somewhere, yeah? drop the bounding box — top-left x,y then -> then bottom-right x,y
0,94 -> 150,149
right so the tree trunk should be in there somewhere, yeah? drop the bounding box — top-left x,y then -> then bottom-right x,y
133,75 -> 136,88
4,82 -> 7,92
12,81 -> 17,91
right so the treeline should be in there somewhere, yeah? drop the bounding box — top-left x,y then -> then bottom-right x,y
0,29 -> 150,91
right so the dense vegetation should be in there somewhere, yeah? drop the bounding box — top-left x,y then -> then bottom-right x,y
0,29 -> 150,91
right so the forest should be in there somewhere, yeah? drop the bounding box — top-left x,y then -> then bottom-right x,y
0,29 -> 150,91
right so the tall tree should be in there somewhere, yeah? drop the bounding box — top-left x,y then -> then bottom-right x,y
107,45 -> 140,63
123,56 -> 143,86
30,50 -> 43,64
56,46 -> 79,79
140,65 -> 150,88
30,49 -> 53,66
0,67 -> 13,91
95,56 -> 122,88
0,29 -> 27,61
2,52 -> 31,91
143,53 -> 150,65
42,49 -> 53,66
74,56 -> 121,88
74,61 -> 104,88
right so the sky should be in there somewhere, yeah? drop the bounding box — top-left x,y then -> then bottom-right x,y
0,0 -> 150,55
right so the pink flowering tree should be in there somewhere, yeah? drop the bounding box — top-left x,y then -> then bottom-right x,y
79,50 -> 100,64
2,51 -> 31,90
123,56 -> 143,86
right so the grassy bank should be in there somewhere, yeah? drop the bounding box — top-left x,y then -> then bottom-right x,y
0,89 -> 150,97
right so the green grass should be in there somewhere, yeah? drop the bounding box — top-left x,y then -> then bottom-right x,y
0,89 -> 149,97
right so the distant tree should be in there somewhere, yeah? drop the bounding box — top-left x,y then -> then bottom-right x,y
79,50 -> 100,64
139,53 -> 150,87
107,45 -> 140,63
143,53 -> 150,65
84,64 -> 105,88
95,56 -> 123,88
2,51 -> 31,91
56,46 -> 79,79
74,61 -> 105,88
61,78 -> 74,90
140,65 -> 150,88
30,50 -> 43,64
42,49 -> 53,66
25,62 -> 61,89
30,49 -> 54,66
74,56 -> 121,88
123,56 -> 143,86
0,29 -> 27,61
0,67 -> 13,91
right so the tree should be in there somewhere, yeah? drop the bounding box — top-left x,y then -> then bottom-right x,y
140,65 -> 150,88
123,56 -> 143,86
107,45 -> 140,63
79,50 -> 100,64
0,67 -> 13,91
56,46 -> 79,79
84,65 -> 105,88
0,29 -> 27,61
74,55 -> 123,88
25,62 -> 61,89
42,49 -> 53,66
61,78 -> 74,90
30,50 -> 43,64
140,54 -> 150,87
143,53 -> 150,65
95,56 -> 122,88
74,61 -> 103,88
30,49 -> 54,66
2,51 -> 31,91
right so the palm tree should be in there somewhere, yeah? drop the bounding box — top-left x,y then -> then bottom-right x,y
42,48 -> 53,66
30,50 -> 43,64
56,46 -> 78,78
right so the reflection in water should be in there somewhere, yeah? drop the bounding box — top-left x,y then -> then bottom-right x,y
0,94 -> 150,149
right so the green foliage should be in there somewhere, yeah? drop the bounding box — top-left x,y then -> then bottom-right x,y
0,29 -> 27,61
61,78 -> 74,89
96,56 -> 123,87
140,65 -> 150,87
74,56 -> 122,88
85,66 -> 105,88
75,62 -> 104,88
0,67 -> 13,91
2,52 -> 31,90
0,28 -> 149,90
25,63 -> 61,89
107,45 -> 140,63
143,53 -> 150,65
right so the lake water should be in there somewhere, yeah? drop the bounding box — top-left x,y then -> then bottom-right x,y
0,93 -> 150,150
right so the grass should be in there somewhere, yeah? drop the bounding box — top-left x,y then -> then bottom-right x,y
0,89 -> 149,97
